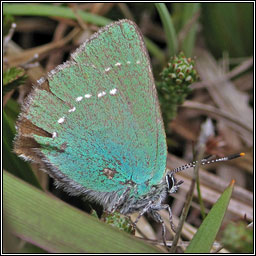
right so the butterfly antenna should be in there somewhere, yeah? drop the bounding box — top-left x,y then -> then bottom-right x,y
170,152 -> 245,175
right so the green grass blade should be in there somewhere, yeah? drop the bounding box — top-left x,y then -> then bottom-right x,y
144,37 -> 165,65
3,3 -> 111,26
155,3 -> 178,56
3,171 -> 162,253
185,180 -> 235,253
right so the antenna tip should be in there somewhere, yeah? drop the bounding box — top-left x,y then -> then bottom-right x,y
230,179 -> 236,185
227,152 -> 245,160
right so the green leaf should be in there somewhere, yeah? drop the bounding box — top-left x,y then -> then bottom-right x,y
3,14 -> 15,36
3,67 -> 27,95
185,180 -> 235,253
3,171 -> 162,253
3,67 -> 26,86
221,221 -> 253,253
155,3 -> 178,56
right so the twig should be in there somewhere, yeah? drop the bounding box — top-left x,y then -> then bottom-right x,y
7,27 -> 81,67
117,3 -> 135,21
192,57 -> 253,89
177,9 -> 201,47
3,23 -> 16,55
181,100 -> 253,134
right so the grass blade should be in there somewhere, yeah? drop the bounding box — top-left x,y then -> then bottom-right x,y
185,180 -> 235,253
3,3 -> 111,26
3,171 -> 162,253
155,3 -> 178,56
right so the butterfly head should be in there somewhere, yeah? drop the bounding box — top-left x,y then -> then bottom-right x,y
166,172 -> 184,194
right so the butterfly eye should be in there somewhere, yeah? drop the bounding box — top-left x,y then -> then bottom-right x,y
166,173 -> 184,194
165,173 -> 174,190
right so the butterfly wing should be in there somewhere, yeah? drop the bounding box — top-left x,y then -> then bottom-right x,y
15,20 -> 167,197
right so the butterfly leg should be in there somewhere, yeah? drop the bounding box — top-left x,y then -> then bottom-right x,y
161,204 -> 176,233
150,210 -> 167,247
133,200 -> 153,227
109,187 -> 131,213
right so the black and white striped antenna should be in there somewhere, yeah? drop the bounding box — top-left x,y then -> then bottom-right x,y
170,153 -> 245,175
